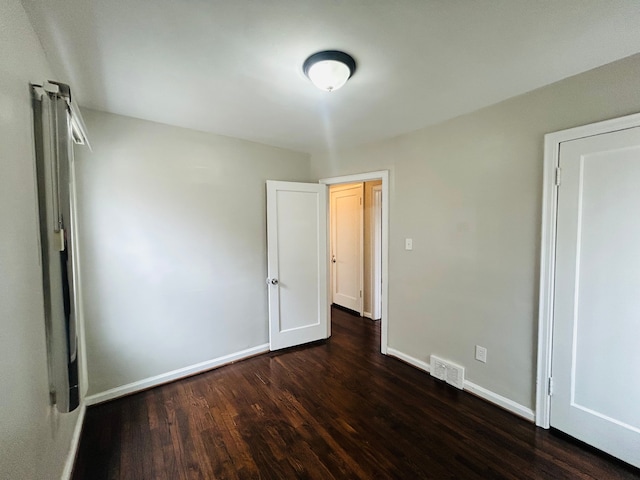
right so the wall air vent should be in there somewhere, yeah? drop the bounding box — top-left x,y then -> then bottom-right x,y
430,355 -> 465,390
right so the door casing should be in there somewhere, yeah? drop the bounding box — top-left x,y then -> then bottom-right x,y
371,184 -> 383,321
320,170 -> 389,354
536,112 -> 640,428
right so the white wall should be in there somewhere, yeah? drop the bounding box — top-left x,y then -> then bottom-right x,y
0,0 -> 83,478
310,53 -> 640,410
75,110 -> 311,395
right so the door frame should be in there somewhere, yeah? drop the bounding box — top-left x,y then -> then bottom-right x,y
320,170 -> 389,354
536,111 -> 640,428
371,184 -> 383,320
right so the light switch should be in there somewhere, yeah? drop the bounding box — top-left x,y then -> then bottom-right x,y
405,238 -> 413,250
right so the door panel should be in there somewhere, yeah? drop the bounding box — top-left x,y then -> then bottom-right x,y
266,181 -> 328,351
552,126 -> 640,468
330,184 -> 363,313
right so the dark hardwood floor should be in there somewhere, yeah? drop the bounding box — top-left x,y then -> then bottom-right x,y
72,307 -> 640,479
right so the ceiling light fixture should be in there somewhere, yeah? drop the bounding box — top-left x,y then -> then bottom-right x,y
303,50 -> 357,92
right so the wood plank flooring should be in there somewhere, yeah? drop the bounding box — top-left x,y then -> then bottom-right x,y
72,307 -> 640,479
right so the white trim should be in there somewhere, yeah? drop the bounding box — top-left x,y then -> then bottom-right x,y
537,111 -> 640,429
387,347 -> 431,372
388,348 -> 535,422
363,311 -> 372,319
464,381 -> 535,422
536,132 -> 561,428
371,185 -> 383,320
320,170 -> 389,185
61,401 -> 86,480
358,184 -> 364,317
320,170 -> 390,354
85,343 -> 270,406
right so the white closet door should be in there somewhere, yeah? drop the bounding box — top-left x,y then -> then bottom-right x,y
551,126 -> 640,468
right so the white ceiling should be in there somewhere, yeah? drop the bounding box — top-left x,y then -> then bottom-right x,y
22,0 -> 640,154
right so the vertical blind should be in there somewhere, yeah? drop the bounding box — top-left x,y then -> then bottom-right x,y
31,81 -> 89,413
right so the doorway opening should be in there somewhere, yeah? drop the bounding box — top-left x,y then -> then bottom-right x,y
320,170 -> 389,354
329,181 -> 382,321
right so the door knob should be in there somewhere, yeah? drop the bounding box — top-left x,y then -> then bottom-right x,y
270,278 -> 278,285
332,255 -> 336,263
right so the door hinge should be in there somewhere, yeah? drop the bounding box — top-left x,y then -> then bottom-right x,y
548,377 -> 553,396
360,196 -> 362,205
360,290 -> 362,298
555,167 -> 562,186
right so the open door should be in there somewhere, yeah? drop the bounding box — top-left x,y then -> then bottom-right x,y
266,181 -> 328,351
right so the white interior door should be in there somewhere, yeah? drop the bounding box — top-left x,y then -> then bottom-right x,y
551,126 -> 640,468
266,181 -> 328,351
330,184 -> 363,314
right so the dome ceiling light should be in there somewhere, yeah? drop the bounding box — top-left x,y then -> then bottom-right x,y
303,50 -> 357,92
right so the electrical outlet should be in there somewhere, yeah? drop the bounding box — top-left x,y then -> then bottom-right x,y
405,238 -> 413,250
475,345 -> 487,363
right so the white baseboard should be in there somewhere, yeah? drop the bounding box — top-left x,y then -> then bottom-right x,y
61,401 -> 86,480
387,347 -> 432,372
85,343 -> 270,406
464,380 -> 535,422
386,347 -> 535,422
363,311 -> 372,319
